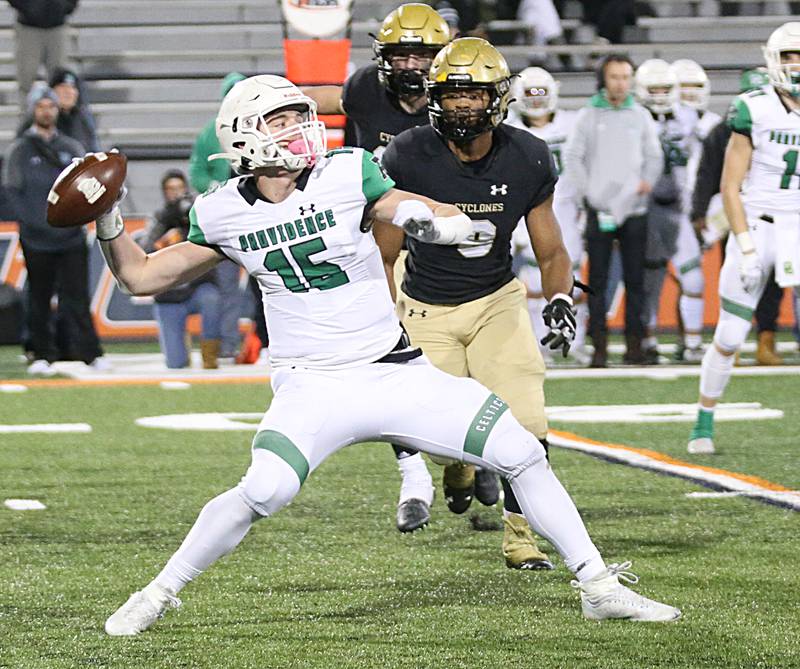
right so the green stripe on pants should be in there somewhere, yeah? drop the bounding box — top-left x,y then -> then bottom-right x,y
721,296 -> 754,321
253,430 -> 309,485
464,394 -> 509,459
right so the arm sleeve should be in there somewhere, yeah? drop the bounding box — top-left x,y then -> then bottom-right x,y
361,149 -> 395,202
561,108 -> 590,202
641,111 -> 664,187
690,122 -> 728,220
727,97 -> 752,138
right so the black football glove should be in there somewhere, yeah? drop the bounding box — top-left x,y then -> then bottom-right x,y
540,293 -> 577,358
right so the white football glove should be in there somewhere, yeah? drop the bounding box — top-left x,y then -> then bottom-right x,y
738,251 -> 763,294
392,200 -> 473,245
96,185 -> 128,241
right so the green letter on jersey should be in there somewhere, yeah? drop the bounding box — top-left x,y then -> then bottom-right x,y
780,149 -> 799,189
263,238 -> 349,293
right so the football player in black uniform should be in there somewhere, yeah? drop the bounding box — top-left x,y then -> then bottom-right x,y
380,37 -> 578,570
305,3 -> 450,157
305,4 -> 453,533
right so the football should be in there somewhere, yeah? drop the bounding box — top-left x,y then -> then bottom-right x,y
47,150 -> 127,228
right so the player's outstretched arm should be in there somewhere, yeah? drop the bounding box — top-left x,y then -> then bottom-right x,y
300,86 -> 345,115
371,188 -> 472,244
96,210 -> 223,296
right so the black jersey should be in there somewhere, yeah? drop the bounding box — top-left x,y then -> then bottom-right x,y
341,64 -> 429,155
383,123 -> 557,305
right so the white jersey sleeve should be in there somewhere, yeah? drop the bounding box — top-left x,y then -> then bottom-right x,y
729,86 -> 800,213
188,148 -> 404,370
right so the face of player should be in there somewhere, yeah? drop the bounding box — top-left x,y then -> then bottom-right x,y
162,177 -> 187,203
780,51 -> 800,85
386,47 -> 439,97
258,108 -> 304,146
604,61 -> 633,103
33,98 -> 58,130
54,82 -> 79,112
440,88 -> 491,129
680,82 -> 704,106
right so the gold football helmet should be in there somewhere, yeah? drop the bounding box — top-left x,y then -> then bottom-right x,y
426,37 -> 511,140
374,3 -> 451,97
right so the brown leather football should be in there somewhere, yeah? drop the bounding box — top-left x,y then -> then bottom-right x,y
47,150 -> 127,228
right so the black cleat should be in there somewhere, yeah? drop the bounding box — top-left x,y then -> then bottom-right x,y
443,463 -> 474,514
474,467 -> 500,506
397,498 -> 431,533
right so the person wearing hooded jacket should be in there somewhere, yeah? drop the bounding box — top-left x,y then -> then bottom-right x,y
188,72 -> 256,362
7,0 -> 79,114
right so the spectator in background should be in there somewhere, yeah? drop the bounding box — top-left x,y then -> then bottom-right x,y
140,170 -> 222,370
691,67 -> 787,366
1,85 -> 105,376
48,67 -> 100,152
189,72 -> 257,364
7,0 -> 79,114
563,54 -> 662,367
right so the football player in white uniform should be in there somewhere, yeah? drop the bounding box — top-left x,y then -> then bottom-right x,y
635,59 -> 705,362
688,23 -> 800,454
96,75 -> 679,634
507,67 -> 589,363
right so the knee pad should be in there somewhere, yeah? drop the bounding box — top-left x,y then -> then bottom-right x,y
679,265 -> 704,295
238,447 -> 301,517
480,411 -> 547,479
713,309 -> 752,353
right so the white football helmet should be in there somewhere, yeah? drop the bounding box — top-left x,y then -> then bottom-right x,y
670,59 -> 709,111
511,67 -> 559,120
212,75 -> 327,173
635,59 -> 678,114
763,22 -> 800,98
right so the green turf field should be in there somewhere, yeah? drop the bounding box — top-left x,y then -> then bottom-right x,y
1,362 -> 798,668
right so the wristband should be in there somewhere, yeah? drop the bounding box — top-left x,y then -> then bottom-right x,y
550,292 -> 574,306
96,207 -> 124,241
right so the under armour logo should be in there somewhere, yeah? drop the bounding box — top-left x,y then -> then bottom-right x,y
408,309 -> 427,318
299,203 -> 316,216
490,184 -> 508,196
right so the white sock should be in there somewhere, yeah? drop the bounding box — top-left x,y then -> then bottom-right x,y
685,332 -> 703,349
509,459 -> 605,582
398,452 -> 434,505
573,302 -> 588,349
155,488 -> 259,594
643,335 -> 658,350
699,345 -> 735,400
680,295 -> 704,338
527,297 -> 548,352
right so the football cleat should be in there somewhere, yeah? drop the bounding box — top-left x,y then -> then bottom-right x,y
396,498 -> 431,533
502,513 -> 554,570
105,583 -> 181,636
474,467 -> 500,506
443,462 -> 474,514
688,437 -> 715,454
572,561 -> 681,622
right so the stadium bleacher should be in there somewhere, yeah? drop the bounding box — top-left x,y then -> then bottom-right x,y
0,0 -> 791,213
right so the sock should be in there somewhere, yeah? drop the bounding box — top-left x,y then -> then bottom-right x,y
509,459 -> 605,582
398,452 -> 434,505
699,344 -> 735,400
685,332 -> 703,350
155,488 -> 259,594
573,302 -> 588,349
680,295 -> 704,339
691,404 -> 715,440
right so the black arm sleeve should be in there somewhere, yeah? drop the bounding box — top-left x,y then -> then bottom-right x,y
690,121 -> 730,221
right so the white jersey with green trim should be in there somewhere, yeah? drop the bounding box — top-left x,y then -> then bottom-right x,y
728,85 -> 800,213
188,148 -> 403,370
506,110 -> 578,201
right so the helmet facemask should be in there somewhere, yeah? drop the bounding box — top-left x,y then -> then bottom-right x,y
375,44 -> 441,97
764,49 -> 800,98
427,80 -> 510,140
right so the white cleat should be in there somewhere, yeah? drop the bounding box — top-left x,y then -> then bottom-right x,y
105,583 -> 181,636
688,437 -> 715,455
573,561 -> 681,622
